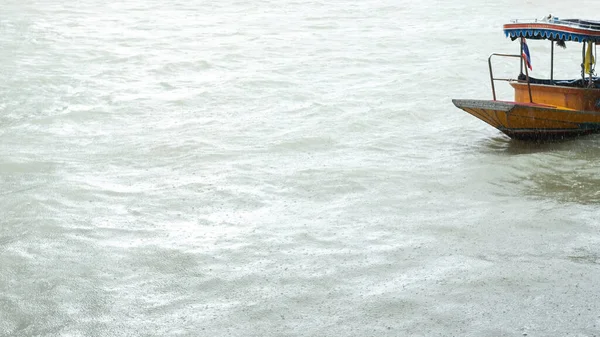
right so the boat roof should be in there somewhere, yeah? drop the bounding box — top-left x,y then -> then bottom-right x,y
504,17 -> 600,43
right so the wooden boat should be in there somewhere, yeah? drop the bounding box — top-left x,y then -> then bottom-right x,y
453,16 -> 600,140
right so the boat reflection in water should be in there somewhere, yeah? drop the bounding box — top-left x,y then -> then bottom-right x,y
473,133 -> 600,205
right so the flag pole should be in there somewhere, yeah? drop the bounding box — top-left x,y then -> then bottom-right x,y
520,38 -> 524,75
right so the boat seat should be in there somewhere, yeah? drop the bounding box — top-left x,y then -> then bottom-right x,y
518,73 -> 600,88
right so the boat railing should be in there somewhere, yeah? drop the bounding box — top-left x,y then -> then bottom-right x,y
488,53 -> 533,103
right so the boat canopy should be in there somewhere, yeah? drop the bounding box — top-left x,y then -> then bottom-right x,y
504,17 -> 600,43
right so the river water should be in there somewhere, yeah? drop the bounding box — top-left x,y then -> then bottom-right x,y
2,0 -> 600,336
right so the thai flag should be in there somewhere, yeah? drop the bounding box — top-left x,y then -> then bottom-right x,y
522,38 -> 532,71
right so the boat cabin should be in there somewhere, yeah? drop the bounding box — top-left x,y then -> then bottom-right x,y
498,16 -> 600,111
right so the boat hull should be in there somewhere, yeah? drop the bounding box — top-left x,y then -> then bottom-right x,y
452,99 -> 600,140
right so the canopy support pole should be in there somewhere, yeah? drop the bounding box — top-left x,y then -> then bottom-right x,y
550,40 -> 554,84
588,42 -> 595,87
582,42 -> 586,84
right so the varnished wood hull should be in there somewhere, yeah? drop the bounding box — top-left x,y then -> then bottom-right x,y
511,82 -> 600,112
452,99 -> 600,140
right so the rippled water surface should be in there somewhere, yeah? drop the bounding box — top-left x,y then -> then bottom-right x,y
3,1 -> 600,336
